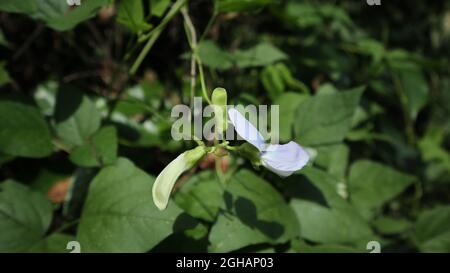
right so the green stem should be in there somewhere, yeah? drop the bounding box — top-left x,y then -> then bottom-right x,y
199,9 -> 218,42
196,55 -> 212,105
129,0 -> 187,75
225,145 -> 238,151
181,7 -> 197,109
181,8 -> 212,105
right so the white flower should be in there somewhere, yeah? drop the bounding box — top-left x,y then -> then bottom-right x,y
228,108 -> 309,177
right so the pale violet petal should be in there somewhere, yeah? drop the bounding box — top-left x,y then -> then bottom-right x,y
261,141 -> 310,177
228,108 -> 265,151
260,162 -> 295,177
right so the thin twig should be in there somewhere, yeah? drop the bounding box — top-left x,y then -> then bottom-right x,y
181,7 -> 197,110
13,24 -> 45,60
129,0 -> 187,75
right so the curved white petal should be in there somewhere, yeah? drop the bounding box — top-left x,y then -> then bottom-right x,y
228,108 -> 265,151
152,153 -> 189,210
261,141 -> 310,177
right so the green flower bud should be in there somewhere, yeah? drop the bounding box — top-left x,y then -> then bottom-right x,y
211,87 -> 228,134
152,146 -> 206,210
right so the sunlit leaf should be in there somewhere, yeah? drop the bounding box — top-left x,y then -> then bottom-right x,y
77,158 -> 184,252
0,98 -> 53,158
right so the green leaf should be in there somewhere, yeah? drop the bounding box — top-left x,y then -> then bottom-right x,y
418,126 -> 450,177
0,153 -> 14,166
313,144 -> 349,180
27,233 -> 76,253
412,206 -> 450,252
209,170 -> 299,252
356,38 -> 385,64
0,30 -> 9,47
289,167 -> 376,246
0,62 -> 11,86
117,0 -> 152,33
70,126 -> 118,167
197,40 -> 234,70
216,0 -> 276,12
348,160 -> 416,218
77,158 -> 184,252
294,87 -> 364,146
174,171 -> 224,222
290,239 -> 361,253
261,64 -> 285,101
274,92 -> 308,141
293,167 -> 351,210
196,42 -> 287,70
261,63 -> 309,101
290,199 -> 374,246
54,86 -> 101,147
0,98 -> 53,158
276,63 -> 309,93
373,217 -> 412,235
234,43 -> 287,68
387,51 -> 429,121
0,0 -> 37,14
396,66 -> 429,121
0,0 -> 111,31
151,0 -> 171,17
0,180 -> 53,252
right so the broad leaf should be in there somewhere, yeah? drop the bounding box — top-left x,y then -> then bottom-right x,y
27,233 -> 76,253
348,160 -> 416,218
197,40 -> 234,70
290,199 -> 374,247
387,51 -> 429,121
174,171 -> 224,222
0,0 -> 111,31
289,167 -> 376,247
151,0 -> 171,17
261,64 -> 285,100
77,158 -> 184,252
54,86 -> 101,147
70,126 -> 118,167
117,0 -> 152,33
234,43 -> 287,68
373,217 -> 412,235
0,180 -> 53,252
274,92 -> 308,142
313,144 -> 349,180
412,206 -> 450,252
0,98 -> 53,158
294,87 -> 364,146
209,170 -> 299,252
0,62 -> 10,86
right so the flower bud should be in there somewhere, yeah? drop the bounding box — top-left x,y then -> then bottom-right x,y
211,87 -> 228,134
